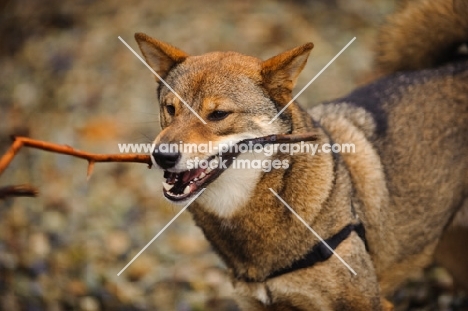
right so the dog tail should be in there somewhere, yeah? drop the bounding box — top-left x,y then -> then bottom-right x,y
376,0 -> 468,74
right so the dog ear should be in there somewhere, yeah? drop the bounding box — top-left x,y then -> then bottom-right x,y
134,33 -> 188,82
261,43 -> 314,102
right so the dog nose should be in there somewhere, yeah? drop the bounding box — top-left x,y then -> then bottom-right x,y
152,150 -> 180,169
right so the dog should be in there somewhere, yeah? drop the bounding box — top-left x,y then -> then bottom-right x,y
134,0 -> 468,309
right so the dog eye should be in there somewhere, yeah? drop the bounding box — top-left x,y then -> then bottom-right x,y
208,110 -> 230,121
166,105 -> 175,116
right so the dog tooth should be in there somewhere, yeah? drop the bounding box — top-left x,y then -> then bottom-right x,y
193,177 -> 199,181
162,182 -> 174,191
183,185 -> 191,195
199,172 -> 206,179
205,167 -> 213,174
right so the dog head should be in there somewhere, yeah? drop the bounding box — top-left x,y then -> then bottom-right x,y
135,33 -> 313,211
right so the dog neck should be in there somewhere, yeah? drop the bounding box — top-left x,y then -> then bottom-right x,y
189,119 -> 358,282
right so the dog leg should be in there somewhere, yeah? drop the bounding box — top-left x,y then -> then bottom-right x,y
234,234 -> 385,311
435,198 -> 468,291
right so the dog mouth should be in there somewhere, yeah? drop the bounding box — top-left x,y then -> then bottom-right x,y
162,155 -> 225,202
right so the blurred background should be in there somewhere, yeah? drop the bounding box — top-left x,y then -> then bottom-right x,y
0,0 -> 467,310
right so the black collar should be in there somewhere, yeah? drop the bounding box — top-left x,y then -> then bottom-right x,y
240,223 -> 368,282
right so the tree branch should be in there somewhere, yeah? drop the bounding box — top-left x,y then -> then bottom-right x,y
0,136 -> 153,177
0,184 -> 38,199
0,132 -> 319,198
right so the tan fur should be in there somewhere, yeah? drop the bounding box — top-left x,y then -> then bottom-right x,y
435,198 -> 468,290
309,104 -> 396,275
376,0 -> 468,74
135,0 -> 468,309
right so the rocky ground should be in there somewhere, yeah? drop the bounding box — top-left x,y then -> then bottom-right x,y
0,0 -> 467,310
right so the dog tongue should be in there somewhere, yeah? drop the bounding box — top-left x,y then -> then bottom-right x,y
165,168 -> 204,195
181,168 -> 204,184
163,168 -> 205,194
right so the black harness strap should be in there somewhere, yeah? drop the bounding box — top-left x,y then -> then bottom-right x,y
241,223 -> 368,282
267,223 -> 367,280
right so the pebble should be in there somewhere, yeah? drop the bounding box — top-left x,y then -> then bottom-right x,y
79,296 -> 100,311
106,230 -> 131,257
29,232 -> 51,258
126,253 -> 157,282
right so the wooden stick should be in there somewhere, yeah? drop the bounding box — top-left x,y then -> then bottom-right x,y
0,136 -> 153,176
0,132 -> 319,198
0,184 -> 38,199
240,133 -> 319,146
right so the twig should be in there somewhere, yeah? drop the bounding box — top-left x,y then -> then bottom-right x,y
239,133 -> 319,147
0,184 -> 38,199
0,132 -> 319,198
0,136 -> 153,176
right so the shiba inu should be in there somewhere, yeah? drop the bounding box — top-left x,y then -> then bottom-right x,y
134,0 -> 468,309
